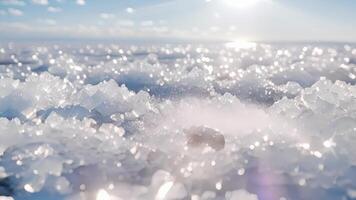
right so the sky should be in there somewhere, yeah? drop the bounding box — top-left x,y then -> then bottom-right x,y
0,0 -> 356,42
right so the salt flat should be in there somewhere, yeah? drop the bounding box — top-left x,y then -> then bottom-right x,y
0,42 -> 356,200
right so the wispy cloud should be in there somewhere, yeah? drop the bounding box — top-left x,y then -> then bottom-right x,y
0,22 -> 30,30
100,13 -> 115,20
7,8 -> 23,16
1,0 -> 354,42
76,0 -> 85,6
0,21 -> 204,41
32,0 -> 48,5
126,7 -> 135,13
141,20 -> 154,27
116,20 -> 135,27
1,0 -> 26,6
47,6 -> 62,13
37,18 -> 57,25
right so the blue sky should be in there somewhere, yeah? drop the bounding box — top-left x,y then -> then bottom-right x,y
0,0 -> 356,42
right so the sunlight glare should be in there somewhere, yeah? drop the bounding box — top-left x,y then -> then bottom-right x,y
223,0 -> 265,9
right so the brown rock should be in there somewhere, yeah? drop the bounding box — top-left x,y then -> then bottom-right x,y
184,126 -> 225,151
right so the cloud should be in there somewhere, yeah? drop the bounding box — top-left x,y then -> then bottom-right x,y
47,6 -> 62,13
0,10 -> 6,15
32,0 -> 48,5
116,20 -> 135,27
76,0 -> 85,5
141,20 -> 154,27
7,8 -> 23,16
99,13 -> 115,20
1,0 -> 26,6
0,22 -> 30,31
126,7 -> 134,13
0,21 -> 193,41
38,19 -> 57,25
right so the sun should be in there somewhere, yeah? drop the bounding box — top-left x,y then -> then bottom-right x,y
223,0 -> 265,9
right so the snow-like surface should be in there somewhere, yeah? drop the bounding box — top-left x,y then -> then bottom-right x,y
0,42 -> 356,199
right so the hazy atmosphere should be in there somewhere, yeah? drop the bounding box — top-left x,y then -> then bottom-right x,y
1,0 -> 356,42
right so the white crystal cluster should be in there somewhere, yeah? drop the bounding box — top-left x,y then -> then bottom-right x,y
0,42 -> 356,199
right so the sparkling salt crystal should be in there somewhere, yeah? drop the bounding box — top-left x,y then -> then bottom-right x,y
0,196 -> 14,200
151,170 -> 187,200
24,184 -> 35,193
323,139 -> 336,148
215,181 -> 222,190
201,191 -> 216,200
281,81 -> 302,96
22,173 -> 46,193
0,167 -> 7,178
54,177 -> 71,194
96,189 -> 111,200
155,182 -> 187,200
347,189 -> 356,198
30,158 -> 63,176
155,181 -> 174,200
225,189 -> 258,200
2,43 -> 356,199
165,182 -> 187,200
99,124 -> 125,137
191,194 -> 199,200
237,168 -> 245,175
151,170 -> 174,189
